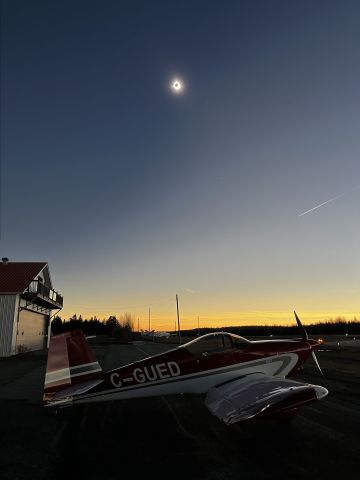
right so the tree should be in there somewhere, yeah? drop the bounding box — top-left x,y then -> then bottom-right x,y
105,316 -> 120,337
119,312 -> 134,341
51,315 -> 63,334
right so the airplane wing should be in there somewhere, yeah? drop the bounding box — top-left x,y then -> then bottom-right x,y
205,373 -> 328,425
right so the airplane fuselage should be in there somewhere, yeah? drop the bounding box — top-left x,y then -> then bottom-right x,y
68,336 -> 316,406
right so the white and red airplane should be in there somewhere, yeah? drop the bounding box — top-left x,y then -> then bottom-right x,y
43,312 -> 328,424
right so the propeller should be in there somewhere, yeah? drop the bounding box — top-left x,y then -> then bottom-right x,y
311,350 -> 324,376
294,311 -> 324,377
294,310 -> 308,340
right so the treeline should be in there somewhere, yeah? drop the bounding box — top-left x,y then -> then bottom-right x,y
51,315 -> 360,339
183,318 -> 360,337
51,313 -> 135,340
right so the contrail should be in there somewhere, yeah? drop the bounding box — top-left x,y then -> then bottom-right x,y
181,287 -> 195,294
298,193 -> 346,217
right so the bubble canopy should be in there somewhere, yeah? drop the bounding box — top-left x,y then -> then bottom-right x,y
183,332 -> 250,355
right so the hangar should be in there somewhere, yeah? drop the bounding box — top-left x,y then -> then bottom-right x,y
0,258 -> 63,356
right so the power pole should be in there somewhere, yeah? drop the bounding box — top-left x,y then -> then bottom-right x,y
197,316 -> 200,336
148,306 -> 151,332
137,318 -> 140,332
176,294 -> 181,344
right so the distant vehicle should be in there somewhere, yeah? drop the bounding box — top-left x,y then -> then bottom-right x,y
43,312 -> 328,424
140,330 -> 170,339
152,331 -> 171,338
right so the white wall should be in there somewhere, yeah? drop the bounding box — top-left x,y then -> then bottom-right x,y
0,295 -> 18,357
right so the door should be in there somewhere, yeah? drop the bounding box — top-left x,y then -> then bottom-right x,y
17,309 -> 48,352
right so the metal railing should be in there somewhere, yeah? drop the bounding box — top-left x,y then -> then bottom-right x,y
26,280 -> 63,307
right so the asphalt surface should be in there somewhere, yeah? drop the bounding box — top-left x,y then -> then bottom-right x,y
0,337 -> 359,480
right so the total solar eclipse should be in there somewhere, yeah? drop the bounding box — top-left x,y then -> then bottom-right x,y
170,78 -> 184,94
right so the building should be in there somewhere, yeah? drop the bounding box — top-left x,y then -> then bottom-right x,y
0,258 -> 63,356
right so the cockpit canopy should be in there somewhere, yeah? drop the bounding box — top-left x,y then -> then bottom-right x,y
184,332 -> 250,356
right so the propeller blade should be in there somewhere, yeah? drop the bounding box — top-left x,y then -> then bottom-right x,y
294,310 -> 308,340
311,350 -> 324,376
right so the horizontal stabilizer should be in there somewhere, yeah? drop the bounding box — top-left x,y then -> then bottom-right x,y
53,378 -> 103,401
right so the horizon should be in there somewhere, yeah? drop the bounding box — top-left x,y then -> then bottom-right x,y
55,308 -> 359,330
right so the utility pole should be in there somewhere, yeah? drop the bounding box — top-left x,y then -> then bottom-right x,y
176,294 -> 181,344
197,316 -> 200,336
148,307 -> 151,332
137,318 -> 140,332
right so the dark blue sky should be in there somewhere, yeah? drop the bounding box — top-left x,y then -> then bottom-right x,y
1,1 -> 360,326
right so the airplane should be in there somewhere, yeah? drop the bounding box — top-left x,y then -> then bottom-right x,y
43,311 -> 328,424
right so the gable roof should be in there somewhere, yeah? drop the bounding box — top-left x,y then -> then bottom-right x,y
0,262 -> 47,293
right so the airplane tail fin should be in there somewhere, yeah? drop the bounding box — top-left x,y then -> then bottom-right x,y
43,330 -> 102,403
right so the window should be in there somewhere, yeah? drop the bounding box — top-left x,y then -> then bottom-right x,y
201,336 -> 224,352
222,334 -> 233,350
185,334 -> 233,356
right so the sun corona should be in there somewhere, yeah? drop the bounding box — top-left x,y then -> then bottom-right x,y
170,77 -> 184,94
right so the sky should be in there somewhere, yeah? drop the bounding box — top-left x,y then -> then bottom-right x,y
1,0 -> 360,329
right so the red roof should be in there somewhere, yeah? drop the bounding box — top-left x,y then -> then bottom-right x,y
0,262 -> 47,293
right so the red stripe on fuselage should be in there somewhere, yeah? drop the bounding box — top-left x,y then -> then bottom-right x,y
92,339 -> 312,394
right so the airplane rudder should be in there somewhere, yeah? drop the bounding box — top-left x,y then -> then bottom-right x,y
66,330 -> 103,383
44,330 -> 102,402
44,331 -> 72,400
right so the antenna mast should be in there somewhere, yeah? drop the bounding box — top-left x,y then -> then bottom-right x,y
176,294 -> 181,344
